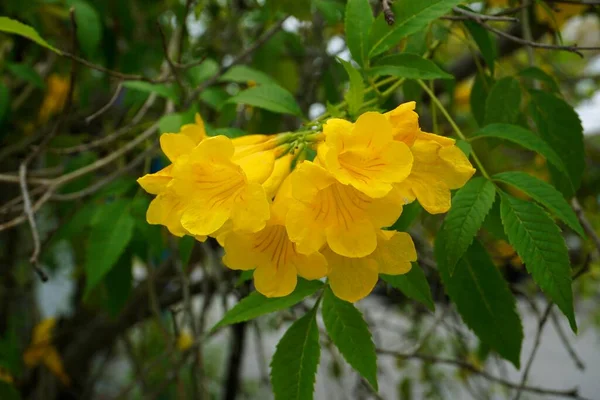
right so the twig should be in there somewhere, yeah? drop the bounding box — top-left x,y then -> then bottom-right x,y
185,16 -> 289,108
513,302 -> 553,400
544,0 -> 600,4
550,310 -> 585,370
157,23 -> 186,99
571,198 -> 600,256
85,83 -> 124,124
451,7 -> 519,22
377,348 -> 589,399
522,0 -> 536,67
382,0 -> 395,25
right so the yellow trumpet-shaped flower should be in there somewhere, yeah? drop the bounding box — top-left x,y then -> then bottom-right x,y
395,132 -> 475,214
171,136 -> 273,236
384,101 -> 421,146
263,153 -> 294,199
324,230 -> 417,302
320,112 -> 413,198
222,176 -> 328,297
24,318 -> 70,386
286,161 -> 405,258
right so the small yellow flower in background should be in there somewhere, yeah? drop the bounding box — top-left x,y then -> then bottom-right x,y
176,332 -> 194,351
23,318 -> 70,386
171,136 -> 273,236
286,161 -> 405,258
222,176 -> 328,297
0,367 -> 13,384
324,230 -> 416,302
394,131 -> 475,214
319,112 -> 413,198
38,74 -> 70,123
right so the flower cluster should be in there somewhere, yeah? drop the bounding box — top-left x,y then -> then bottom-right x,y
138,102 -> 475,302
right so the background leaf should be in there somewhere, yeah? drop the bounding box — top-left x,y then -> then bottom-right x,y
370,54 -> 453,80
484,77 -> 522,125
212,279 -> 323,330
345,0 -> 374,67
227,84 -> 303,117
322,286 -> 378,390
436,238 -> 523,367
464,19 -> 497,75
219,65 -> 279,86
500,192 -> 577,331
338,58 -> 365,118
381,263 -> 435,311
442,177 -> 496,274
270,307 -> 320,400
68,0 -> 103,58
493,171 -> 585,237
123,81 -> 179,102
0,16 -> 61,54
5,62 -> 45,88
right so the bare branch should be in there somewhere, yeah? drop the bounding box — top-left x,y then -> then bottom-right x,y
85,83 -> 124,124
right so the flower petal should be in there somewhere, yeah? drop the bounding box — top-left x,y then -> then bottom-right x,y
385,102 -> 420,145
324,248 -> 379,302
137,165 -> 173,195
231,183 -> 270,233
181,200 -> 232,236
326,218 -> 377,258
290,161 -> 336,203
294,251 -> 328,280
374,231 -> 416,275
160,133 -> 197,162
147,192 -> 188,236
236,150 -> 275,184
254,262 -> 297,297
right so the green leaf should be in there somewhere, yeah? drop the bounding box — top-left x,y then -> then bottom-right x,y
122,81 -> 178,103
482,198 -> 508,241
212,279 -> 324,330
322,286 -> 378,390
369,0 -> 463,57
314,0 -> 345,24
187,59 -> 219,85
436,239 -> 523,367
389,201 -> 422,232
345,0 -> 374,67
5,62 -> 45,88
84,200 -> 135,296
472,123 -> 568,178
104,251 -> 133,317
338,58 -> 365,118
442,177 -> 496,274
158,113 -> 183,133
0,382 -> 20,400
68,0 -> 103,57
519,67 -> 559,93
493,171 -> 585,238
0,84 -> 9,124
227,84 -> 303,117
484,77 -> 521,125
178,236 -> 195,266
209,127 -> 246,139
271,307 -> 320,400
464,20 -> 496,75
499,192 -> 576,332
370,53 -> 453,80
0,16 -> 61,54
219,65 -> 278,86
470,73 -> 493,126
456,139 -> 472,157
529,91 -> 585,197
235,269 -> 254,287
381,263 -> 435,311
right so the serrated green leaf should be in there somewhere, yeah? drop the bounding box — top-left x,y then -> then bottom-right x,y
345,0 -> 374,67
484,77 -> 521,125
436,238 -> 523,367
369,0 -> 463,57
84,200 -> 135,296
482,198 -> 508,241
472,123 -> 568,178
381,263 -> 434,311
370,53 -> 453,80
68,0 -> 102,57
122,81 -> 179,103
219,65 -> 278,86
499,192 -> 576,332
271,307 -> 320,400
212,279 -> 324,330
0,16 -> 61,54
464,19 -> 496,75
493,171 -> 585,238
338,58 -> 364,118
519,67 -> 559,93
322,286 -> 378,390
529,91 -> 585,197
227,84 -> 303,117
5,62 -> 45,88
443,177 -> 496,274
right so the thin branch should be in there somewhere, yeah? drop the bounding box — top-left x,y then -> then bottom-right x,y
451,7 -> 519,22
513,302 -> 553,400
157,22 -> 186,99
377,348 -> 589,399
85,83 -> 124,124
550,310 -> 585,370
185,16 -> 289,108
571,197 -> 600,256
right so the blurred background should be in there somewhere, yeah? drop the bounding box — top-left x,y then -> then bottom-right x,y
1,0 -> 600,399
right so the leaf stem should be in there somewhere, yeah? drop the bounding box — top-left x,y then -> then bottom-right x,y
416,79 -> 491,180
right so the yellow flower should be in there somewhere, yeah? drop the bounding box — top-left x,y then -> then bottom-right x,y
138,114 -> 207,238
177,332 -> 194,351
38,74 -> 70,123
23,318 -> 70,386
286,161 -> 405,258
263,153 -> 294,198
324,230 -> 417,302
171,136 -> 273,236
384,101 -> 421,146
221,175 -> 328,297
394,132 -> 475,214
0,367 -> 13,384
319,112 -> 413,198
